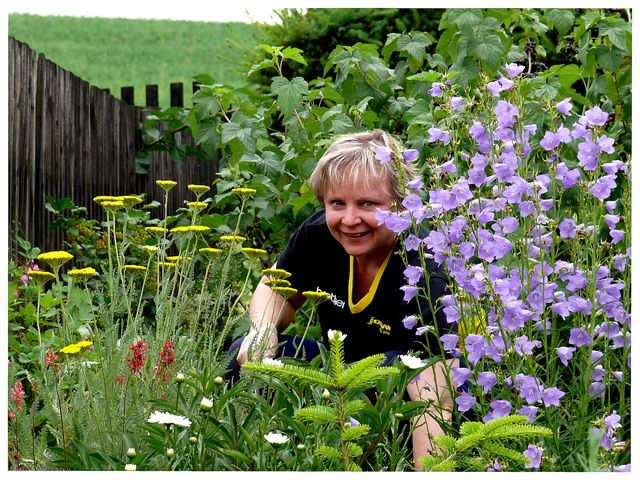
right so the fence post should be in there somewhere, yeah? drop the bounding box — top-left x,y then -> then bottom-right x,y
121,86 -> 134,105
192,81 -> 201,94
145,84 -> 158,107
170,82 -> 184,107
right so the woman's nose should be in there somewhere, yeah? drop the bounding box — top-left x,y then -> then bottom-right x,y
342,206 -> 361,226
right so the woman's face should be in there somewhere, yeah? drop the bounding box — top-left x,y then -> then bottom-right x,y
323,175 -> 396,261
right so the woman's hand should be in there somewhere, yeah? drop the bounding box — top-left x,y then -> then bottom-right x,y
236,324 -> 278,365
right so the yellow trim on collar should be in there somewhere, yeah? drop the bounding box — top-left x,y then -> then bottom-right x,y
348,249 -> 394,314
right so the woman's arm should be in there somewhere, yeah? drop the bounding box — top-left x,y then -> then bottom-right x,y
406,358 -> 459,471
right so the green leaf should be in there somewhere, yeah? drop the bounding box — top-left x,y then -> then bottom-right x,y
271,76 -> 309,117
473,34 -> 505,70
219,448 -> 252,465
247,58 -> 275,77
294,405 -> 338,424
315,446 -> 341,460
406,71 -> 441,82
601,22 -> 630,52
544,9 -> 575,35
348,443 -> 363,457
282,47 -> 307,66
342,424 -> 370,441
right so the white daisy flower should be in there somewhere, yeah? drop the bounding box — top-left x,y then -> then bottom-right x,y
200,396 -> 213,411
264,431 -> 289,444
328,329 -> 347,342
262,358 -> 284,367
147,410 -> 192,428
399,354 -> 427,369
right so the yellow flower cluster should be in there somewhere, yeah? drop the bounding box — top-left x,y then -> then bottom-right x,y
166,256 -> 192,262
241,247 -> 267,258
219,235 -> 247,243
188,184 -> 211,199
119,195 -> 143,208
261,268 -> 292,279
199,247 -> 223,258
232,187 -> 257,197
156,180 -> 178,192
272,286 -> 298,298
27,270 -> 57,283
187,201 -> 207,212
264,278 -> 291,288
38,251 -> 74,270
157,262 -> 176,268
140,245 -> 159,255
145,226 -> 168,236
170,225 -> 211,234
68,267 -> 98,280
101,200 -> 125,211
60,340 -> 93,354
122,265 -> 147,272
302,291 -> 331,302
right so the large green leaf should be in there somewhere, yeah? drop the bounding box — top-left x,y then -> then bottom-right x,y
544,9 -> 575,35
271,76 -> 309,117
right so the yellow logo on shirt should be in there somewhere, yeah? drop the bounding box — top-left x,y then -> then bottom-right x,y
367,316 -> 391,335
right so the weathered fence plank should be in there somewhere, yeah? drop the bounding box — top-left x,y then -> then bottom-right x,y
8,36 -> 219,257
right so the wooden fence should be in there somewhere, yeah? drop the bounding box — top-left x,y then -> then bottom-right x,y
8,36 -> 218,257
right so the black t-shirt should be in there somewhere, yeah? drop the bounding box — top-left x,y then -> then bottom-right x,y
276,210 -> 454,363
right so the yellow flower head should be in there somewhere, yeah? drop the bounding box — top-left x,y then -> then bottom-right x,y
156,180 -> 178,192
232,187 -> 257,197
117,195 -> 143,208
261,268 -> 292,279
145,226 -> 168,237
122,264 -> 147,273
101,200 -> 125,211
27,270 -> 57,284
166,256 -> 192,262
188,184 -> 211,199
170,225 -> 211,234
37,251 -> 74,271
157,261 -> 177,268
187,201 -> 207,212
219,235 -> 246,243
60,341 -> 92,354
93,195 -> 118,204
67,267 -> 98,281
241,247 -> 268,258
272,286 -> 298,298
302,291 -> 331,303
263,278 -> 291,288
199,247 -> 223,258
140,245 -> 159,255
75,341 -> 93,348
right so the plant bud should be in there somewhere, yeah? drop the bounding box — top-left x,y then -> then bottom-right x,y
175,373 -> 185,383
77,325 -> 91,339
166,448 -> 175,458
394,413 -> 404,419
124,464 -> 136,471
321,389 -> 330,399
296,443 -> 306,450
200,396 -> 213,411
189,436 -> 197,444
126,447 -> 136,458
214,376 -> 224,385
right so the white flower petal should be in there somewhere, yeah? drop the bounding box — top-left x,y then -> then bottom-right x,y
264,431 -> 289,444
399,354 -> 426,369
262,358 -> 284,367
328,329 -> 347,342
147,410 -> 192,428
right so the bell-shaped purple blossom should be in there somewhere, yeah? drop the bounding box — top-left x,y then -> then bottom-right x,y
402,193 -> 422,211
477,371 -> 497,394
403,149 -> 419,162
403,265 -> 423,285
514,335 -> 542,356
540,131 -> 561,151
402,315 -> 417,330
403,234 -> 421,252
518,406 -> 538,423
441,159 -> 457,174
569,327 -> 592,347
375,146 -> 392,164
440,334 -> 459,352
613,254 -> 627,272
524,445 -> 543,469
556,346 -> 576,366
602,160 -> 625,175
556,162 -> 581,189
384,212 -> 411,233
483,399 -> 512,423
604,411 -> 622,430
558,218 -> 577,238
584,106 -> 609,127
455,391 -> 476,412
505,62 -> 525,77
451,367 -> 471,388
428,82 -> 443,97
610,229 -> 624,244
566,271 -> 588,292
591,365 -> 606,381
567,295 -> 592,315
516,374 -> 543,405
578,140 -> 600,171
589,175 -> 617,201
469,121 -> 491,153
542,387 -> 565,407
589,381 -> 605,398
603,214 -> 620,229
556,98 -> 573,115
519,201 -> 536,218
596,135 -> 615,154
407,177 -> 424,192
450,96 -> 465,111
428,127 -> 451,145
464,334 -> 487,365
400,285 -> 418,302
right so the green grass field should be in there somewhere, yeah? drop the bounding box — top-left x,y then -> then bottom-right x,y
9,14 -> 267,107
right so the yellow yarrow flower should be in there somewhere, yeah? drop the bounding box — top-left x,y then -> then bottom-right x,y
302,291 -> 331,303
272,286 -> 298,298
166,256 -> 192,262
93,195 -> 118,204
27,270 -> 56,284
38,251 -> 74,271
145,226 -> 168,237
140,245 -> 159,255
241,247 -> 268,258
117,195 -> 143,208
170,225 -> 211,234
187,201 -> 207,212
188,184 -> 211,199
156,180 -> 177,192
157,262 -> 177,268
231,187 -> 257,197
219,235 -> 246,243
67,267 -> 98,281
199,247 -> 223,258
60,341 -> 92,354
101,200 -> 125,211
122,265 -> 147,272
261,268 -> 292,279
264,278 -> 291,288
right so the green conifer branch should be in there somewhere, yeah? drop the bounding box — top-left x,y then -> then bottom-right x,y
337,354 -> 386,387
294,405 -> 338,423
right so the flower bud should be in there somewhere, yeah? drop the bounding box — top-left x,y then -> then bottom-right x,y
166,448 -> 175,457
126,447 -> 136,458
175,373 -> 185,383
200,396 -> 213,411
321,388 -> 330,399
394,413 -> 404,419
77,325 -> 91,339
189,436 -> 197,444
296,443 -> 306,451
124,464 -> 136,471
214,376 -> 224,385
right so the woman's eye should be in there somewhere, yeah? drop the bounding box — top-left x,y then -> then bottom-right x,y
363,201 -> 376,207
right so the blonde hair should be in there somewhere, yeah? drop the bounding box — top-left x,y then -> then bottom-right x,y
309,130 -> 416,205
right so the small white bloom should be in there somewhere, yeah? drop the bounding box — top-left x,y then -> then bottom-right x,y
214,376 -> 224,385
175,373 -> 185,383
126,447 -> 136,458
399,354 -> 427,369
262,358 -> 284,367
166,448 -> 175,457
296,443 -> 306,450
264,431 -> 289,444
189,436 -> 197,444
77,325 -> 91,338
200,396 -> 213,411
147,410 -> 192,428
321,388 -> 331,399
81,361 -> 99,367
327,329 -> 347,342
124,464 -> 136,471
